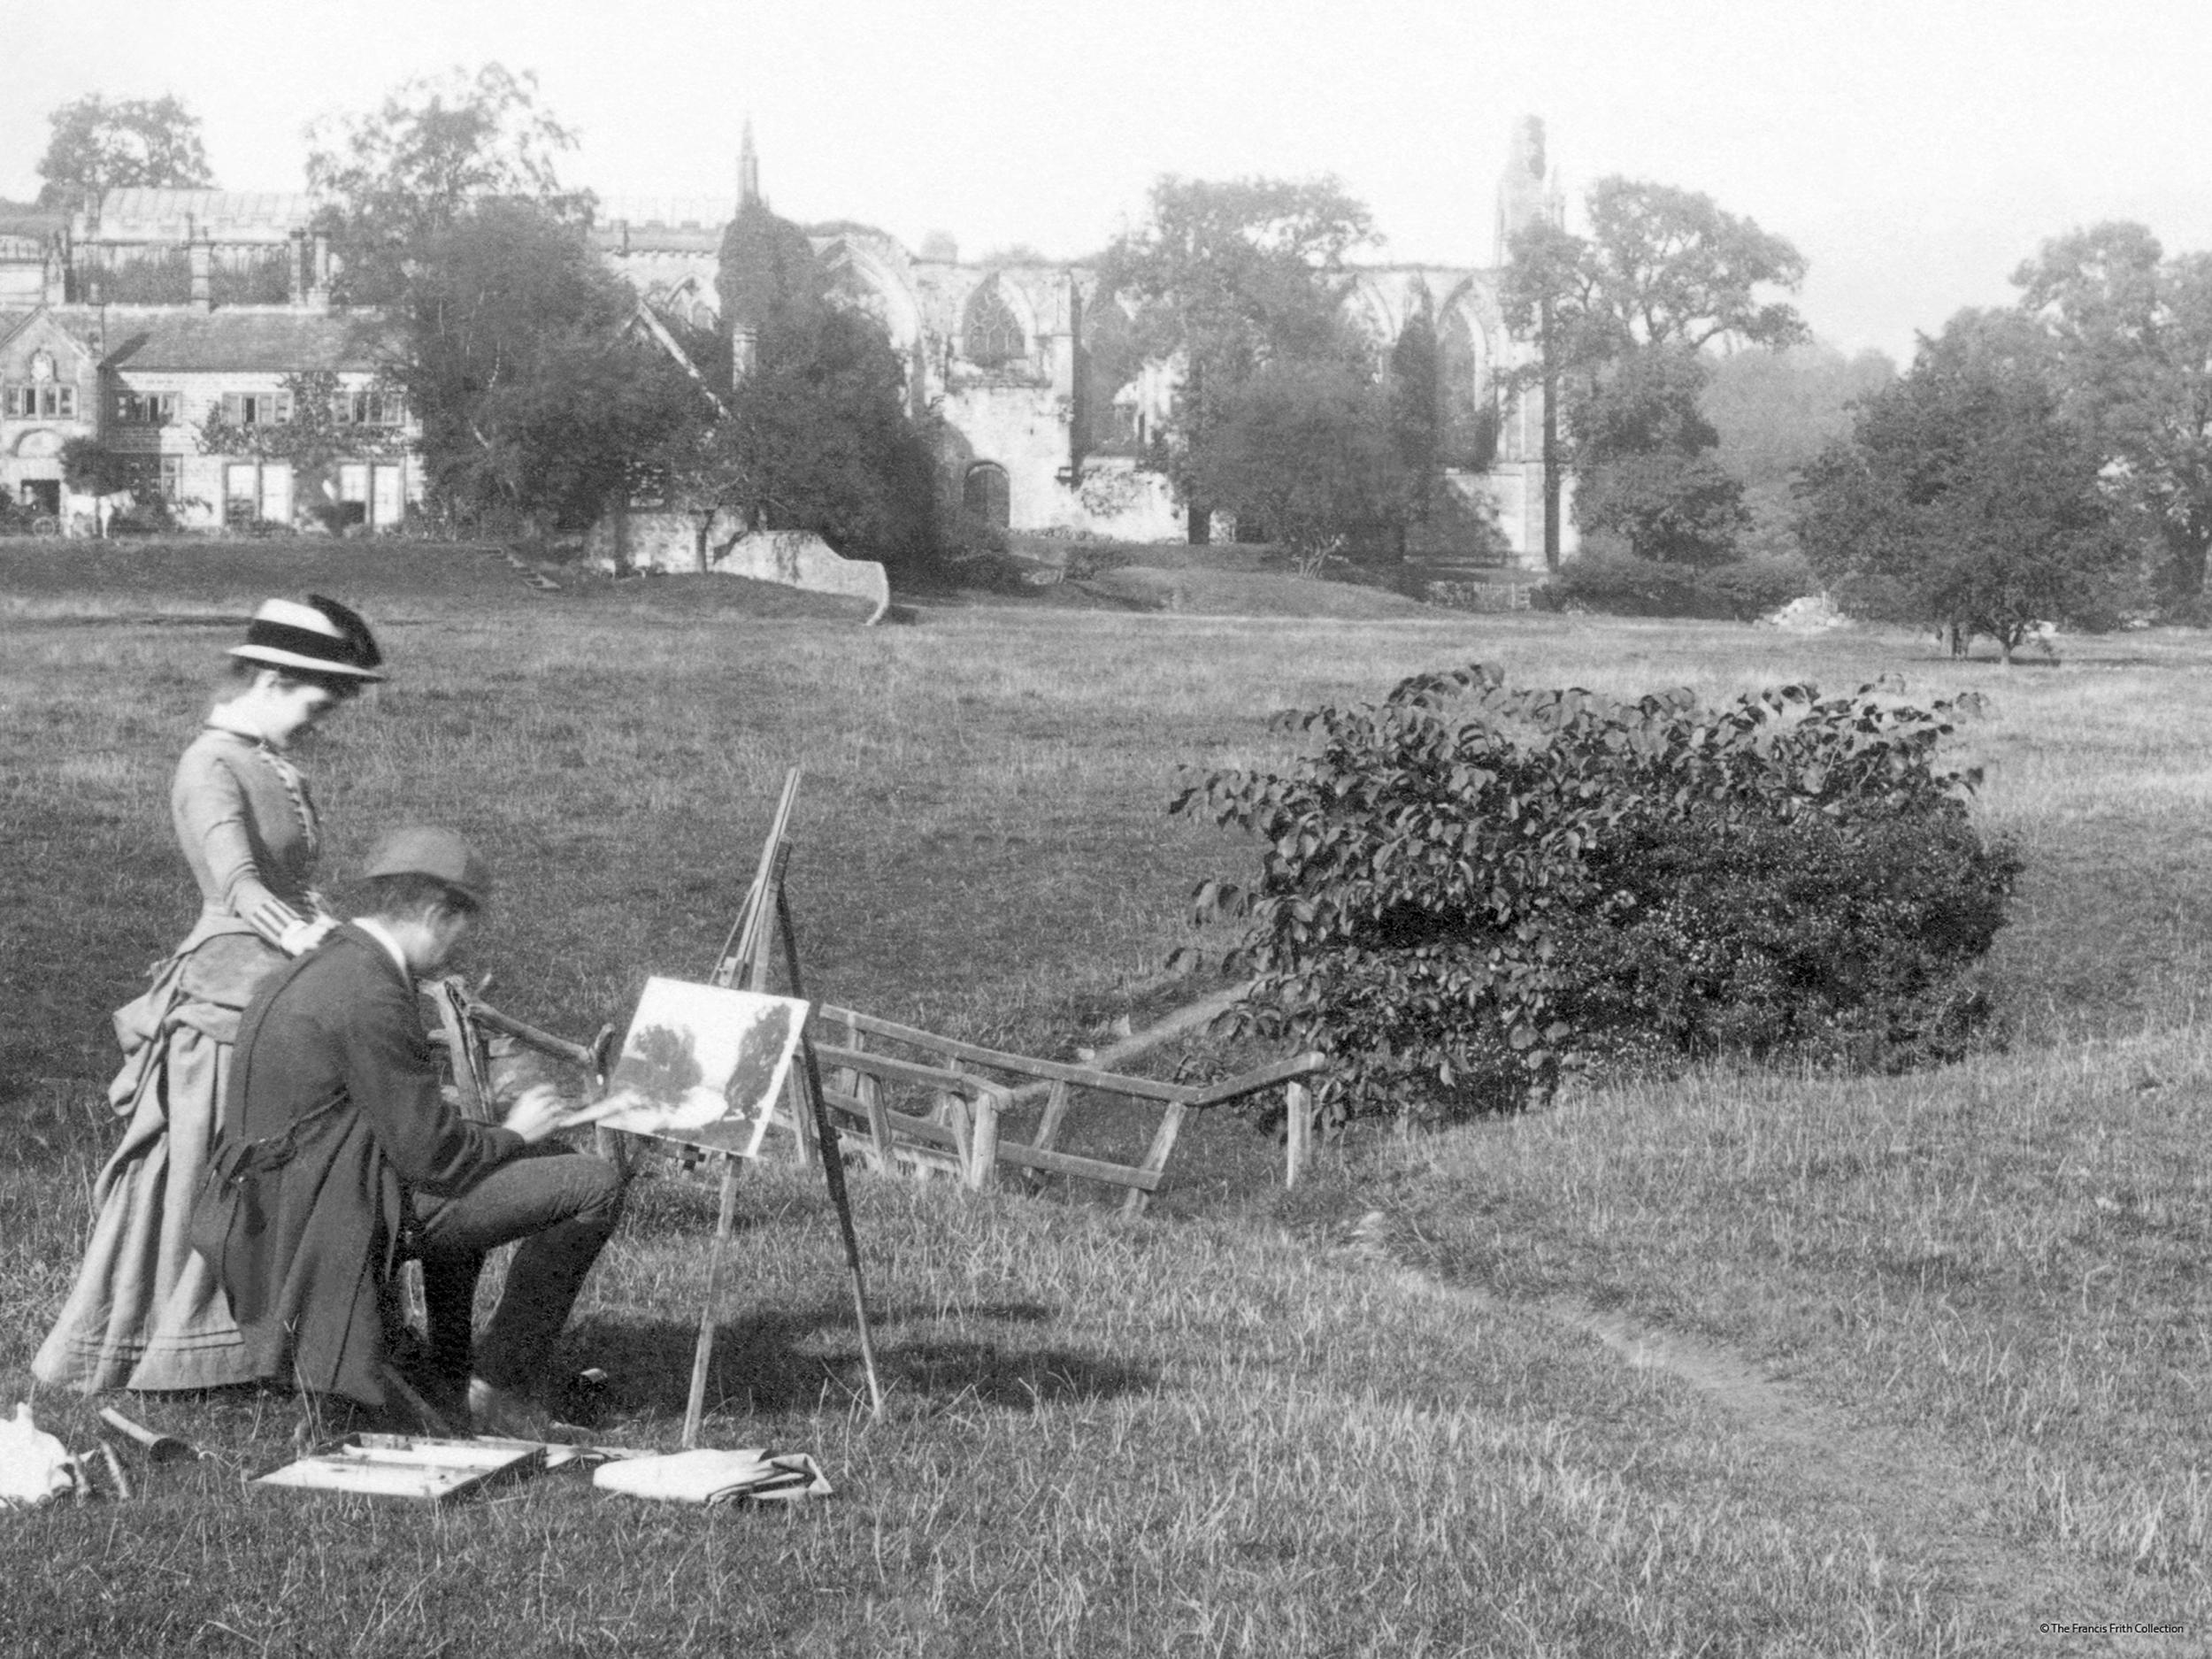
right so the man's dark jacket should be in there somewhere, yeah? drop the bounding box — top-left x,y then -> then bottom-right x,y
213,924 -> 523,1405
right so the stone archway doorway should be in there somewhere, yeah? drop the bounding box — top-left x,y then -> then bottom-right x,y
963,461 -> 1010,528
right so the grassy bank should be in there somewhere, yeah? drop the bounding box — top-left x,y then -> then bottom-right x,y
6,543 -> 2210,1650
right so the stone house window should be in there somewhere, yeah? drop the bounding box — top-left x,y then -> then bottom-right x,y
335,388 -> 406,426
379,391 -> 403,425
119,456 -> 184,500
221,391 -> 282,426
114,390 -> 179,426
4,383 -> 76,418
963,283 -> 1025,369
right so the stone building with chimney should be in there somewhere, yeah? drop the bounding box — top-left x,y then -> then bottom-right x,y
0,190 -> 419,529
0,117 -> 1567,559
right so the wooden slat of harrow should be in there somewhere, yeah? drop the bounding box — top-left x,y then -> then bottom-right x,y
1185,1052 -> 1327,1107
811,1044 -> 1010,1099
819,1091 -> 1162,1192
818,1007 -> 1198,1103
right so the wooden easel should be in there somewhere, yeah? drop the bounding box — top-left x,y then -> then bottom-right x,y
680,768 -> 886,1444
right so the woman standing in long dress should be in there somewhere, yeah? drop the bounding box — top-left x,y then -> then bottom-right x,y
34,596 -> 386,1393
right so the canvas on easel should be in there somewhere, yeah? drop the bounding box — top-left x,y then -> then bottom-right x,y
591,976 -> 810,1159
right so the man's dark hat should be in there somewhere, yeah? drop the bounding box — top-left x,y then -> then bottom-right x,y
230,595 -> 385,680
360,826 -> 492,907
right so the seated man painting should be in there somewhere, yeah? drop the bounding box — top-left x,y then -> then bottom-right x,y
203,826 -> 622,1436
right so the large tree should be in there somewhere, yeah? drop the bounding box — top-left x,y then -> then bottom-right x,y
1099,175 -> 1378,541
654,197 -> 941,571
1504,179 -> 1807,566
307,64 -> 591,307
393,201 -> 696,533
1183,357 -> 1414,567
311,68 -> 687,534
1796,311 -> 2131,660
2013,222 -> 2212,606
1571,346 -> 1747,565
36,94 -> 211,210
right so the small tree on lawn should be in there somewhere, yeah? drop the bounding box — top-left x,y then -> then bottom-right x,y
1182,357 -> 1416,571
1797,309 -> 2133,658
1570,345 -> 1748,565
59,437 -> 136,533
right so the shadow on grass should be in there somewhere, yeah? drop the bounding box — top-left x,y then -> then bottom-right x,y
569,1301 -> 1155,1418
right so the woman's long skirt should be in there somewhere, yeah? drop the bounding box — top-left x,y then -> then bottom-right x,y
32,955 -> 258,1393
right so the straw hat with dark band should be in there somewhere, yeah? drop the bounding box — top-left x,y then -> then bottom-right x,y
230,595 -> 385,680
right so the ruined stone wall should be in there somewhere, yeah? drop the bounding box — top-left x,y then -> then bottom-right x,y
601,206 -> 1568,557
584,512 -> 889,620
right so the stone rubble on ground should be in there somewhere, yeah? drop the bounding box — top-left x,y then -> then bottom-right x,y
1761,593 -> 1853,632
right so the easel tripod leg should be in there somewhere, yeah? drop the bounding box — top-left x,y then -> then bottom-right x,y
681,1154 -> 742,1450
780,890 -> 887,1418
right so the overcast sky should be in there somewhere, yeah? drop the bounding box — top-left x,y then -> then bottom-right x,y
7,0 -> 2209,364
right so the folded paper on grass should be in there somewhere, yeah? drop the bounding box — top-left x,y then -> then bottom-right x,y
594,977 -> 810,1157
592,1448 -> 832,1506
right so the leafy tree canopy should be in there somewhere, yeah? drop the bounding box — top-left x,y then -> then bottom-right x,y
1504,178 -> 1808,369
308,68 -> 680,534
59,435 -> 135,498
308,64 -> 591,305
36,94 -> 211,210
1503,177 -> 1807,570
1185,357 -> 1415,565
718,200 -> 829,342
396,199 -> 695,533
2013,220 -> 2212,604
1796,309 -> 2131,658
670,200 -> 941,571
1101,175 -> 1401,544
1101,175 -> 1375,391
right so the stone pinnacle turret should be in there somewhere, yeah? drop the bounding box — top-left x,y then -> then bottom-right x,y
1494,115 -> 1563,265
739,119 -> 761,210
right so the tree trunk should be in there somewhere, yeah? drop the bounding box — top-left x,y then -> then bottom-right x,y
1540,300 -> 1562,572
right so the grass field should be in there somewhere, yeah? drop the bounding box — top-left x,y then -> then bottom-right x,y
5,541 -> 2210,1654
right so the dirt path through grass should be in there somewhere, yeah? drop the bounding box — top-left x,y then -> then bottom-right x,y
1344,1209 -> 2137,1650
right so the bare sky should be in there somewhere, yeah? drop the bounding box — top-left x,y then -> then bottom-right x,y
8,0 -> 2210,364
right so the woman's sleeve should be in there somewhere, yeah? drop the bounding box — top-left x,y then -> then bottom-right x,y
174,747 -> 310,947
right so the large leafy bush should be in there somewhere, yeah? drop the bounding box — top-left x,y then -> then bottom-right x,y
1174,665 -> 2020,1124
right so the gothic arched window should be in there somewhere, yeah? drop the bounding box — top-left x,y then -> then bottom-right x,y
963,461 -> 1010,526
1438,307 -> 1496,469
964,282 -> 1025,368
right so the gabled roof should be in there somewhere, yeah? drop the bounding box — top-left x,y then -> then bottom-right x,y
100,309 -> 396,373
0,305 -> 104,365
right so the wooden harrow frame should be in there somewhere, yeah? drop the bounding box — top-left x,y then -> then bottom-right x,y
798,1008 -> 1325,1212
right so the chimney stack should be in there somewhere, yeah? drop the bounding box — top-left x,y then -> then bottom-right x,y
188,239 -> 213,312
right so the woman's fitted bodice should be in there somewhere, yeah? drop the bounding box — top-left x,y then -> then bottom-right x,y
170,726 -> 322,946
